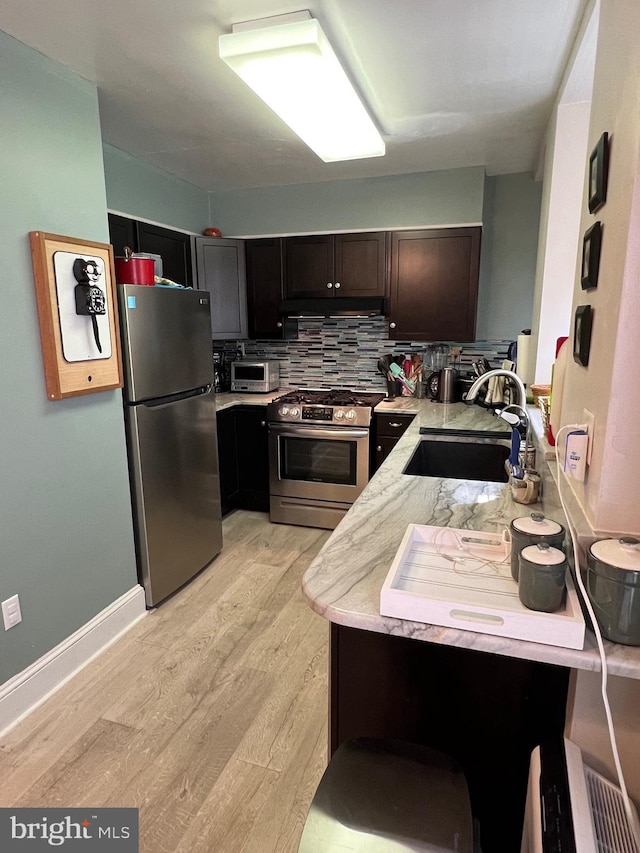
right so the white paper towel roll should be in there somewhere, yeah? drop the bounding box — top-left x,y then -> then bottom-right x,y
515,334 -> 532,386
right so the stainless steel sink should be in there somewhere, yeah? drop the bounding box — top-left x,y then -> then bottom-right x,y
403,432 -> 511,482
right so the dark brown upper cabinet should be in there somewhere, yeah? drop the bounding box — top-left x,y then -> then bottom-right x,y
136,221 -> 193,288
284,232 -> 387,299
107,214 -> 193,288
388,227 -> 481,342
245,237 -> 296,340
107,213 -> 136,258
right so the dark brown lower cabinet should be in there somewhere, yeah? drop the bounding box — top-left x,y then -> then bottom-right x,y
216,408 -> 240,517
216,405 -> 269,516
330,624 -> 569,853
371,413 -> 415,474
234,406 -> 270,512
389,227 -> 481,342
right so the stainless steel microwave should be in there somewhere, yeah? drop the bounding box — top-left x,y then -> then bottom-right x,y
230,360 -> 280,393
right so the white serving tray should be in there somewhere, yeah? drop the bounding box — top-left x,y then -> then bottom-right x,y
380,525 -> 585,650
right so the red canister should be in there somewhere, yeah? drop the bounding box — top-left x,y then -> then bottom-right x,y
114,247 -> 155,286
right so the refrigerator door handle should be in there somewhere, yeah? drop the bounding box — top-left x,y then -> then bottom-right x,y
141,384 -> 213,409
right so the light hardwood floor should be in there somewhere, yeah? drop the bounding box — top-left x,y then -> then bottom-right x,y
0,511 -> 331,853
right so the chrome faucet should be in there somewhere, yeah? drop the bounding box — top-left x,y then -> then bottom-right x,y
464,368 -> 527,411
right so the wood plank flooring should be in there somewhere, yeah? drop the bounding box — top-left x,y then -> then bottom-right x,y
0,511 -> 331,853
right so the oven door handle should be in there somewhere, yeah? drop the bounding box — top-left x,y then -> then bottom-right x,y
269,424 -> 369,441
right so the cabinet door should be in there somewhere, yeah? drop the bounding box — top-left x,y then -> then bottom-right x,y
136,221 -> 193,287
216,408 -> 239,517
195,238 -> 247,340
371,436 -> 398,474
234,406 -> 270,511
108,213 -> 137,257
246,238 -> 286,339
334,232 -> 387,297
284,235 -> 334,297
389,228 -> 481,342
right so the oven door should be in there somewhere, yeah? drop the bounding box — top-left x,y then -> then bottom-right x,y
269,423 -> 370,505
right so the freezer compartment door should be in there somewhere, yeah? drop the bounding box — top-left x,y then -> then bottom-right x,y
126,388 -> 222,606
118,285 -> 213,402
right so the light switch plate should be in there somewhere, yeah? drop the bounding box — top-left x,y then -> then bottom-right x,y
2,594 -> 22,630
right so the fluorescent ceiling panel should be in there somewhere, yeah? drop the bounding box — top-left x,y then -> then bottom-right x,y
219,16 -> 385,163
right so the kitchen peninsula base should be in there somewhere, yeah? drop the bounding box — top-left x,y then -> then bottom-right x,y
330,624 -> 569,852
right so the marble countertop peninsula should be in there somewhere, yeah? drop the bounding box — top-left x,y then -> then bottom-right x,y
302,401 -> 640,680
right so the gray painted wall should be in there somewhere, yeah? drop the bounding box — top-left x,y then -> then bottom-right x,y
476,173 -> 543,339
209,167 -> 485,237
103,143 -> 210,234
103,156 -> 540,341
208,167 -> 541,343
0,32 -> 138,685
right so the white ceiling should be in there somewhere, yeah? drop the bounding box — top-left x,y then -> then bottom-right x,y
0,0 -> 588,192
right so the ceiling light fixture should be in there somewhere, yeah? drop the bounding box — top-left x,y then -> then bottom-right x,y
219,11 -> 385,163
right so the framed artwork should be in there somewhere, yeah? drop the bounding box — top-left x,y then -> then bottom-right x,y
573,305 -> 593,367
588,132 -> 609,214
29,232 -> 123,400
581,221 -> 602,289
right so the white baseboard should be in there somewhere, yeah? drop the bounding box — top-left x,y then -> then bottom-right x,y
0,585 -> 147,739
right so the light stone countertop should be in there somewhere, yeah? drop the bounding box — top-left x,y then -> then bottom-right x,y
302,400 -> 640,680
214,389 -> 516,423
213,389 -> 289,410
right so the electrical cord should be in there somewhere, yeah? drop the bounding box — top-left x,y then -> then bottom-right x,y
555,423 -> 640,847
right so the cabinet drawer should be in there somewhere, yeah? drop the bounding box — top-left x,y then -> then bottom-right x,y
376,413 -> 415,438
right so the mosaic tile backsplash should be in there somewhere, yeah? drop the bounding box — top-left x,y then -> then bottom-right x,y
218,317 -> 512,391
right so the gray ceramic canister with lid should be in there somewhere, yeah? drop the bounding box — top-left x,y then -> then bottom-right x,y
509,512 -> 565,581
587,537 -> 640,645
518,542 -> 567,613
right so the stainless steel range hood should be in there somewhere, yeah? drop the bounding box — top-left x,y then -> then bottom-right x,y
279,297 -> 386,319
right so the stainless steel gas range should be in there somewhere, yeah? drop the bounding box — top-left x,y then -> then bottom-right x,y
267,389 -> 385,529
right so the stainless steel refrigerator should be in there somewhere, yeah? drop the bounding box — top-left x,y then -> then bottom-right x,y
118,284 -> 223,607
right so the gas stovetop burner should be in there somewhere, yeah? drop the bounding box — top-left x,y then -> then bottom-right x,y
268,389 -> 385,427
275,389 -> 385,408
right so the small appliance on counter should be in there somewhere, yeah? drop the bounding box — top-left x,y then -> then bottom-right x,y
426,366 -> 458,403
231,359 -> 279,393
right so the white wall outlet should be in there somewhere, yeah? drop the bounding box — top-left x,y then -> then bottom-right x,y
583,409 -> 595,465
2,594 -> 22,630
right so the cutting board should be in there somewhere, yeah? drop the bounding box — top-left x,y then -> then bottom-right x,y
380,525 -> 585,649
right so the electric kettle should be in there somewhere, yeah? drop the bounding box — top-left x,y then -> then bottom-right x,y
426,367 -> 457,403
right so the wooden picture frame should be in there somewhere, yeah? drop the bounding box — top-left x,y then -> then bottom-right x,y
29,232 -> 123,400
581,221 -> 602,290
588,132 -> 609,214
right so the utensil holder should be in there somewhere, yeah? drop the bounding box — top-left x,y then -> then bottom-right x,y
385,378 -> 399,398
